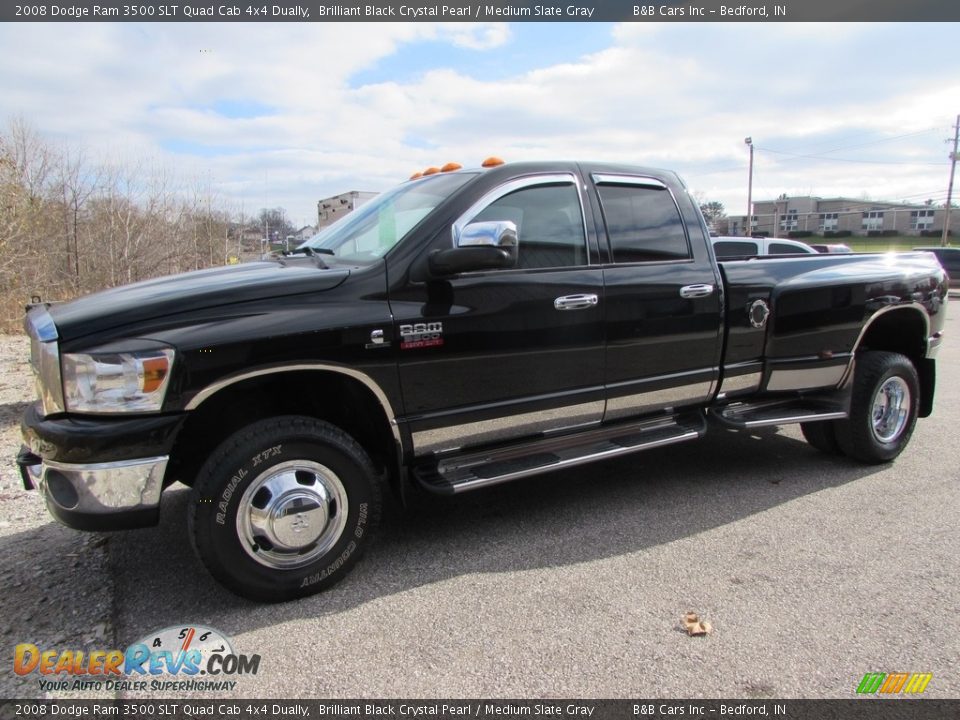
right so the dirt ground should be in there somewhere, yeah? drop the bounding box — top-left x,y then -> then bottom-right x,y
0,334 -> 115,699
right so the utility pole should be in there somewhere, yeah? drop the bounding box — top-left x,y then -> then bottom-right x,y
745,137 -> 754,237
942,114 -> 959,247
238,199 -> 245,261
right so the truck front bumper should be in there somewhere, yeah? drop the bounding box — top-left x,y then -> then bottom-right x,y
17,447 -> 168,530
18,403 -> 186,531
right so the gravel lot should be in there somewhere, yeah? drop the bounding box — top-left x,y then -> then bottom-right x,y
1,309 -> 958,700
0,336 -> 114,699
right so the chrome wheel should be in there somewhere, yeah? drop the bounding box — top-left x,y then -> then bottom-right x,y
871,376 -> 910,443
236,460 -> 349,570
834,352 -> 919,464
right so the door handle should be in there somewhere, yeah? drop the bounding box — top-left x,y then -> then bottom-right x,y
679,284 -> 714,299
554,294 -> 599,311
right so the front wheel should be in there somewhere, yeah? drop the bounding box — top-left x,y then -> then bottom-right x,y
834,351 -> 919,464
189,416 -> 381,601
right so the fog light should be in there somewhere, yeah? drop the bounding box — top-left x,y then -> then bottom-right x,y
45,470 -> 80,510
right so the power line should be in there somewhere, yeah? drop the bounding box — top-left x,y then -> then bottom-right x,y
754,146 -> 948,167
894,189 -> 950,202
766,126 -> 945,157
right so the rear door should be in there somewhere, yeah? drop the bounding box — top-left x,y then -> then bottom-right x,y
591,173 -> 724,420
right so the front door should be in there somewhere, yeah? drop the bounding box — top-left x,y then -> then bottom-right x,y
391,173 -> 606,456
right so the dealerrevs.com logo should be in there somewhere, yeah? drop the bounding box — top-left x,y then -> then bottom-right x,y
14,625 -> 260,693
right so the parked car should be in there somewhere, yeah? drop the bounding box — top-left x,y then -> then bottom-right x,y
914,246 -> 960,289
712,236 -> 818,258
809,243 -> 853,254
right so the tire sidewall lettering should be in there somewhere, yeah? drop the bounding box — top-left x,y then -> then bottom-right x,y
204,437 -> 373,587
215,467 -> 248,525
214,445 -> 283,524
299,536 -> 358,588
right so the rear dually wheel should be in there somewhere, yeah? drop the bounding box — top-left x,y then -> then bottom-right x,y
834,351 -> 919,464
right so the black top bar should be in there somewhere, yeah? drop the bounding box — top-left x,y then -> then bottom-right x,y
3,0 -> 959,23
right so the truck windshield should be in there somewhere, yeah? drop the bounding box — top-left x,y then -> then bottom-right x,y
298,172 -> 478,265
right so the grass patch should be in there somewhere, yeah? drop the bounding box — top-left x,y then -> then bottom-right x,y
811,236 -> 959,253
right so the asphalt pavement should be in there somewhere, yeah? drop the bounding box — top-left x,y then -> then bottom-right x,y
2,307 -> 958,699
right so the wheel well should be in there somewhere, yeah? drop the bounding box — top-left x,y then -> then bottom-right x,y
857,308 -> 927,362
167,371 -> 399,491
855,307 -> 934,417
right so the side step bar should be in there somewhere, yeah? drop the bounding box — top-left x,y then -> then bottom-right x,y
415,412 -> 706,495
710,397 -> 847,429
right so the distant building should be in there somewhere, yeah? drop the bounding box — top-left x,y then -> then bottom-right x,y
294,225 -> 316,242
317,191 -> 377,229
729,195 -> 950,237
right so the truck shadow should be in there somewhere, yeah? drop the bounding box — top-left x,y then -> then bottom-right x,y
0,426 -> 887,656
105,426 -> 887,634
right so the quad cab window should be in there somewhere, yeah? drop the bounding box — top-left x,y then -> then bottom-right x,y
595,180 -> 691,263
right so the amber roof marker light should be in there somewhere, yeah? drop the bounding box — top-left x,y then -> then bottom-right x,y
409,158 -> 500,180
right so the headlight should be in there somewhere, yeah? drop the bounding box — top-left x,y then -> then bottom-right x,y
62,349 -> 175,413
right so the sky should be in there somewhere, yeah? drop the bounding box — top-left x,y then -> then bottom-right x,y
1,21 -> 957,228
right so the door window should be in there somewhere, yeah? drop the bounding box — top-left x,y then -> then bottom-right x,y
470,183 -> 587,269
596,183 -> 691,263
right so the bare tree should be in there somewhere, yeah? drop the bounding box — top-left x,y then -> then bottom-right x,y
699,200 -> 727,232
53,147 -> 99,291
257,207 -> 295,244
0,118 -> 245,332
0,119 -> 62,326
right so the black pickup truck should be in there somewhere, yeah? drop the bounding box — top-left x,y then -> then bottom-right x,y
17,160 -> 948,601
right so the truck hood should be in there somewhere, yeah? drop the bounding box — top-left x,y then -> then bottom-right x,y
49,261 -> 350,342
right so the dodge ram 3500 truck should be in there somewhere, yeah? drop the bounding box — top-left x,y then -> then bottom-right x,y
17,160 -> 947,601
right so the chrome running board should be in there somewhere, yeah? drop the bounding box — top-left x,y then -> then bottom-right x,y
414,411 -> 706,495
710,397 -> 847,429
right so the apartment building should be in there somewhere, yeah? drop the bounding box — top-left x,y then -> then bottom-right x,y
317,190 -> 377,229
729,196 -> 949,237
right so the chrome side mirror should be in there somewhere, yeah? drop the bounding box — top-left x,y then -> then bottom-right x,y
456,220 -> 518,251
428,221 -> 519,277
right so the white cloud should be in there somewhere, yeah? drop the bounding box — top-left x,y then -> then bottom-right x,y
1,21 -> 956,225
443,22 -> 512,49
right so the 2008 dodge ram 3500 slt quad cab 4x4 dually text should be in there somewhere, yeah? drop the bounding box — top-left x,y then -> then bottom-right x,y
16,160 -> 947,601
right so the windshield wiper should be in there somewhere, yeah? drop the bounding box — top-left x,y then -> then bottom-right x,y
278,247 -> 329,269
296,246 -> 335,256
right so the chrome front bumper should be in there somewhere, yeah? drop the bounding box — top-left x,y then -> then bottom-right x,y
18,448 -> 167,530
